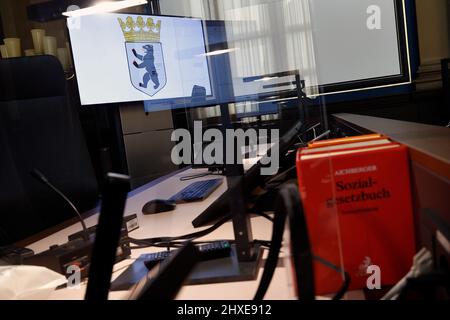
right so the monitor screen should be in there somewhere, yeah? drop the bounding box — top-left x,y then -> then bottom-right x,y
219,0 -> 409,98
310,0 -> 408,92
68,13 -> 212,106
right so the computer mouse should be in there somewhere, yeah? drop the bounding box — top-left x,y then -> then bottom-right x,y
142,199 -> 176,215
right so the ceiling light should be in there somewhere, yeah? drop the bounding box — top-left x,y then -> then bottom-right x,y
63,0 -> 147,17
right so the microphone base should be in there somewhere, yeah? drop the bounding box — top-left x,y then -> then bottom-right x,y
22,233 -> 131,280
21,214 -> 138,279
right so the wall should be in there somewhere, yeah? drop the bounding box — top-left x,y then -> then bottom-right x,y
0,0 -> 69,53
415,0 -> 450,90
416,0 -> 450,65
0,0 -> 33,49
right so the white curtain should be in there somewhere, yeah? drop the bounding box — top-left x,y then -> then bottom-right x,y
159,0 -> 319,119
215,0 -> 319,96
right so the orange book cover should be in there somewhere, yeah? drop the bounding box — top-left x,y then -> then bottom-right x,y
301,138 -> 393,156
308,134 -> 386,149
296,144 -> 416,295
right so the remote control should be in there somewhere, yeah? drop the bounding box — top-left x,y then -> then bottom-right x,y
198,240 -> 231,260
143,241 -> 232,270
143,250 -> 172,270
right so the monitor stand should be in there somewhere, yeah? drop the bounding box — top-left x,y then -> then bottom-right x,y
185,70 -> 316,284
186,104 -> 264,285
186,244 -> 263,285
186,175 -> 265,285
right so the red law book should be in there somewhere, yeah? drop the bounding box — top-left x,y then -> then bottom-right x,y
296,143 -> 416,295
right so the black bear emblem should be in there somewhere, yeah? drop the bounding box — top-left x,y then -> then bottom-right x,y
132,44 -> 160,90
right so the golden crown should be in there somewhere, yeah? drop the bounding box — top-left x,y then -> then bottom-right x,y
118,16 -> 161,42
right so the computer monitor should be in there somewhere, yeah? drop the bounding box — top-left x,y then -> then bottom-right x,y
68,13 -> 212,107
222,0 -> 410,98
69,0 -> 411,109
310,0 -> 411,94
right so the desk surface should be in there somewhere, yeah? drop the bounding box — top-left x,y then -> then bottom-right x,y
333,113 -> 450,179
333,113 -> 450,164
27,167 -> 296,300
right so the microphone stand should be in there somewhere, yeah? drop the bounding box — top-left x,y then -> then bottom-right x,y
30,169 -> 90,242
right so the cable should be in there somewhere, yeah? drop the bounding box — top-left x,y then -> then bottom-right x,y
333,272 -> 351,300
313,255 -> 351,300
30,169 -> 90,241
126,214 -> 232,247
127,239 -> 272,251
254,184 -> 351,301
264,165 -> 297,189
251,211 -> 274,222
254,194 -> 287,300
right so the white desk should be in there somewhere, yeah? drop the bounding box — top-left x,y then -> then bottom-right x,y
27,167 -> 295,300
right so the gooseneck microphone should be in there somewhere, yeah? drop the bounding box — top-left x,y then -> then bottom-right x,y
30,169 -> 90,242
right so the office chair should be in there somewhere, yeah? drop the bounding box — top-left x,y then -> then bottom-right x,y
0,56 -> 98,246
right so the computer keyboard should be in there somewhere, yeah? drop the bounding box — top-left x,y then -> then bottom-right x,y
169,178 -> 223,203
